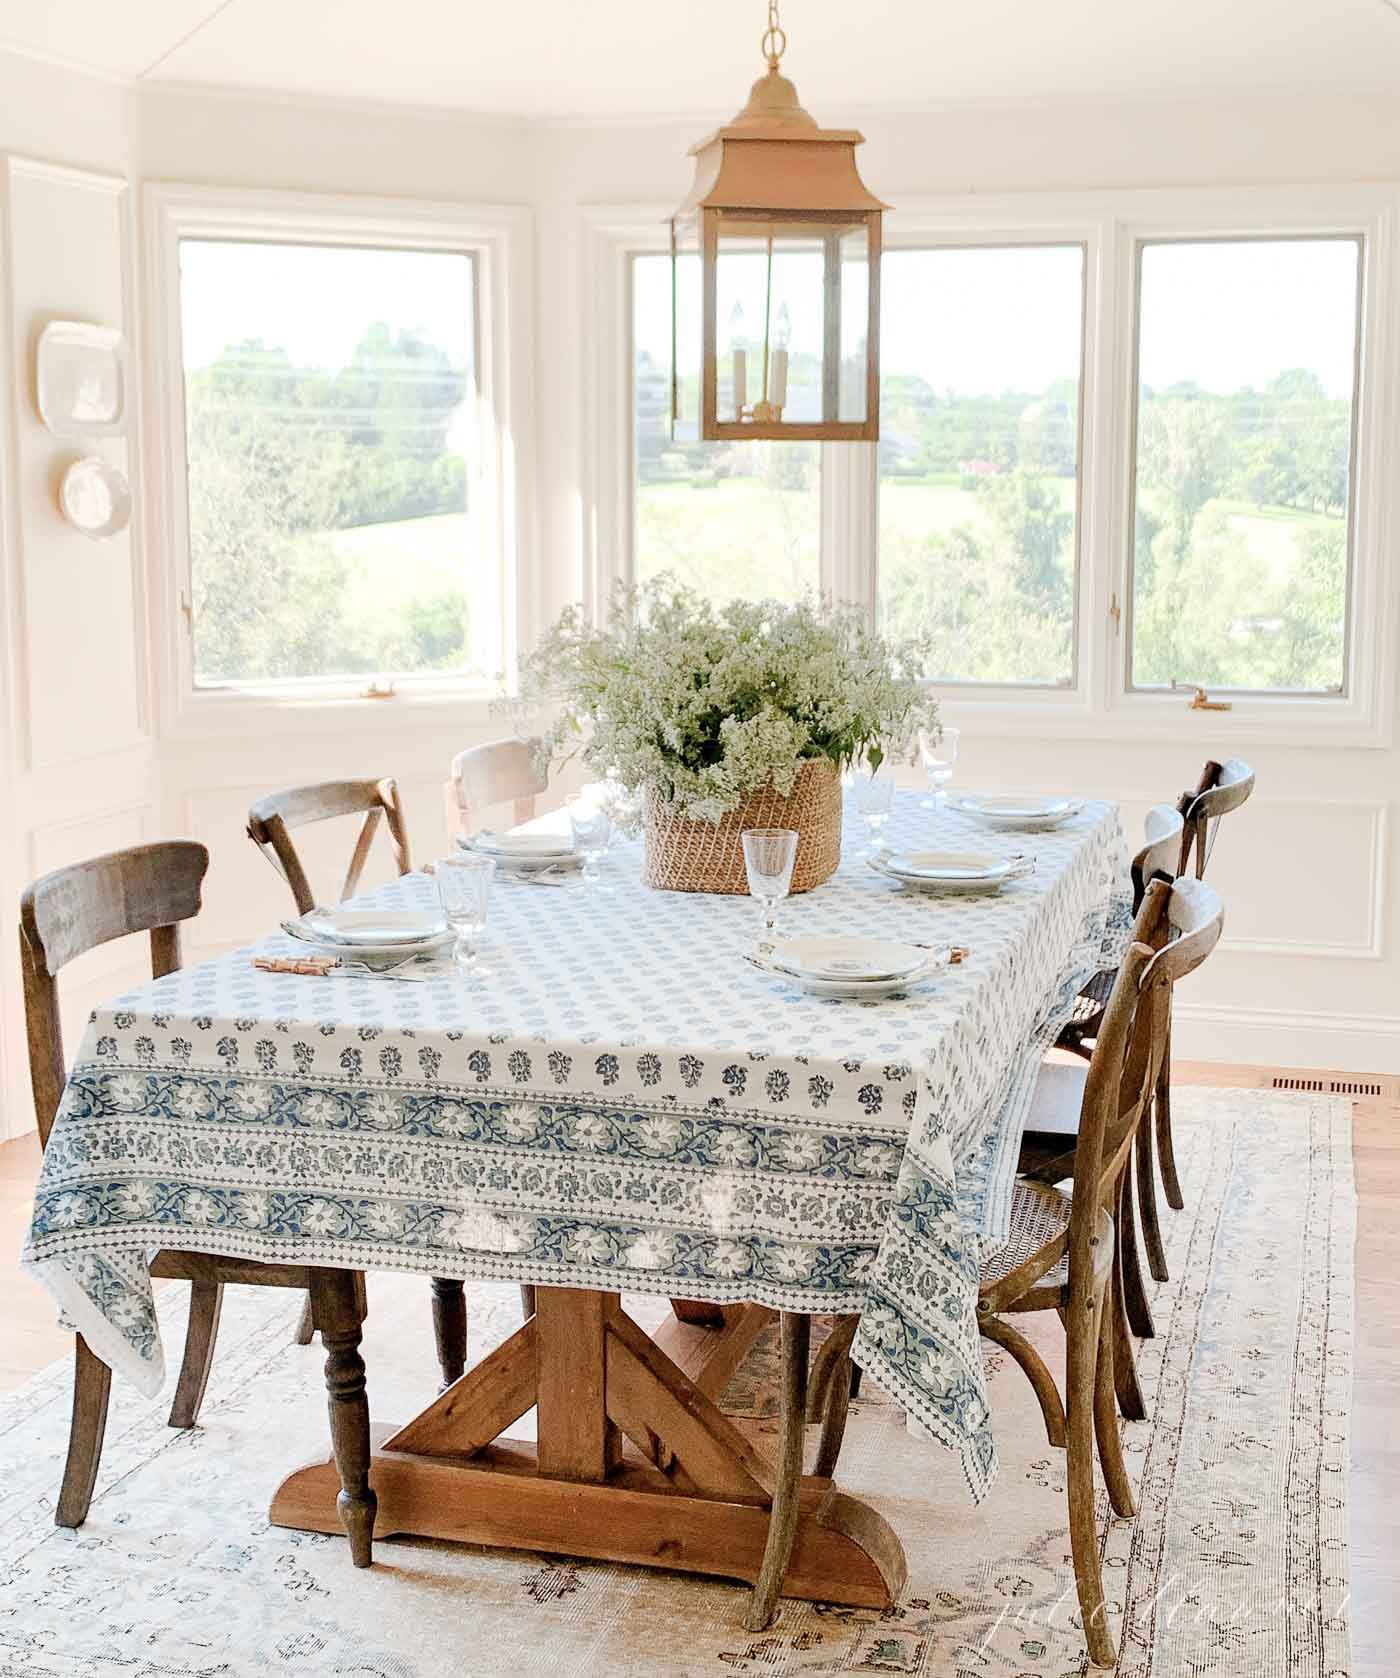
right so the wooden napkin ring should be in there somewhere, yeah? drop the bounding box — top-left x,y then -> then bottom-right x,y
253,955 -> 336,976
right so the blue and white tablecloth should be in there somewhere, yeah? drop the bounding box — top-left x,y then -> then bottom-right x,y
23,794 -> 1130,1501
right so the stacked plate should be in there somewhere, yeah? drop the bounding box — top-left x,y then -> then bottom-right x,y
746,935 -> 943,999
283,907 -> 452,958
869,850 -> 1034,896
948,794 -> 1085,833
460,830 -> 580,875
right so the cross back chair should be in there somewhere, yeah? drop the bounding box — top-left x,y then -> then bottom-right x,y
246,780 -> 477,1375
246,777 -> 412,918
763,877 -> 1224,1664
444,737 -> 547,844
20,842 -> 374,1562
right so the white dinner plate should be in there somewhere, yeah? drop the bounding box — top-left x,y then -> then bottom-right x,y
282,920 -> 453,959
870,850 -> 1035,896
745,950 -> 943,998
464,831 -> 577,870
299,908 -> 449,947
949,794 -> 1085,832
765,935 -> 929,982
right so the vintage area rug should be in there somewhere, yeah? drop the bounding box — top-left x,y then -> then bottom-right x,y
0,1088 -> 1354,1676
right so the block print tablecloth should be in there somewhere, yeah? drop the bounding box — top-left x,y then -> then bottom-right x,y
24,794 -> 1130,1500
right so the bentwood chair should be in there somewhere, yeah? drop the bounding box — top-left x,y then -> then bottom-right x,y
20,843 -> 374,1562
247,779 -> 471,1378
762,877 -> 1224,1665
444,737 -> 547,845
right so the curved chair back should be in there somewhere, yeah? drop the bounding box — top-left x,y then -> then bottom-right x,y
19,841 -> 210,1145
446,738 -> 547,841
247,778 -> 410,916
1178,757 -> 1255,879
1130,803 -> 1185,907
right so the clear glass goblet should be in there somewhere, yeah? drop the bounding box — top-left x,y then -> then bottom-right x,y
742,827 -> 798,939
435,852 -> 496,979
851,767 -> 896,854
567,796 -> 613,888
919,726 -> 960,809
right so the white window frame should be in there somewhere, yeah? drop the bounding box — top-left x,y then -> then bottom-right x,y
585,184 -> 1399,747
145,183 -> 533,737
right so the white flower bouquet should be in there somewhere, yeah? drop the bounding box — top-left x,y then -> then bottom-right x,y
515,579 -> 938,894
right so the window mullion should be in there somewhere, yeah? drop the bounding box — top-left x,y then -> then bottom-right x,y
822,440 -> 877,612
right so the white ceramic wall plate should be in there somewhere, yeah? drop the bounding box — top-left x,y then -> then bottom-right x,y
37,320 -> 127,436
59,456 -> 131,539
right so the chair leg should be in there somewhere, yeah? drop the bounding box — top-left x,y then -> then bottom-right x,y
1155,1022 -> 1184,1211
1117,1168 -> 1156,1341
1135,1119 -> 1170,1285
744,1311 -> 810,1632
308,1269 -> 376,1568
293,1292 -> 316,1345
430,1278 -> 467,1389
980,1310 -> 1067,1448
519,1284 -> 537,1319
805,1315 -> 858,1422
55,1335 -> 112,1528
1112,1181 -> 1149,1424
1094,1304 -> 1136,1518
1067,1296 -> 1117,1669
168,1279 -> 224,1429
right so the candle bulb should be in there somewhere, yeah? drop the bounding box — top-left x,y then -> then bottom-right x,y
770,347 -> 788,412
732,348 -> 747,419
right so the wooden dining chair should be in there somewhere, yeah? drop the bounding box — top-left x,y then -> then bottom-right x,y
444,737 -> 547,844
246,777 -> 412,918
246,779 -> 476,1376
758,879 -> 1223,1662
20,842 -> 375,1563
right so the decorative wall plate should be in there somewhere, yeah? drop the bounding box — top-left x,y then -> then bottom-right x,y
37,320 -> 127,436
59,456 -> 131,540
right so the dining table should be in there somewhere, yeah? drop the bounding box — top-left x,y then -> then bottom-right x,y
23,788 -> 1130,1608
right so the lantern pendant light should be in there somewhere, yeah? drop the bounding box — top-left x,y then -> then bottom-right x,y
670,0 -> 887,443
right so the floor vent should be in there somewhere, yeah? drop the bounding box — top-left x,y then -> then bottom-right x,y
1329,1079 -> 1384,1098
1272,1076 -> 1326,1092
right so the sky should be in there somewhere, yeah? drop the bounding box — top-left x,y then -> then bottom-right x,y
179,233 -> 1360,405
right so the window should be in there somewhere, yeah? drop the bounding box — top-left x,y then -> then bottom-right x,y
1129,237 -> 1361,695
876,245 -> 1084,685
178,239 -> 486,687
632,252 -> 819,605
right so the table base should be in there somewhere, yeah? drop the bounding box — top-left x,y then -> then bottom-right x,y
269,1286 -> 906,1609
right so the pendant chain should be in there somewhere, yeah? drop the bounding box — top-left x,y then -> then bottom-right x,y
761,0 -> 787,71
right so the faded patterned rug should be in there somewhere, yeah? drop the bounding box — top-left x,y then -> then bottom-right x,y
0,1088 -> 1354,1676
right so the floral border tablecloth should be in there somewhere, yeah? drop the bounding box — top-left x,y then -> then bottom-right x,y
23,795 -> 1130,1500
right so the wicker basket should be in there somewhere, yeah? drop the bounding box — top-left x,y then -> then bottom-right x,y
641,758 -> 843,895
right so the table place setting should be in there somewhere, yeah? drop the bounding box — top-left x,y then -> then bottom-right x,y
867,848 -> 1036,896
944,792 -> 1087,832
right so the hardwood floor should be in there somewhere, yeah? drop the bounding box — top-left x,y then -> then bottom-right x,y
2,1062 -> 1395,1667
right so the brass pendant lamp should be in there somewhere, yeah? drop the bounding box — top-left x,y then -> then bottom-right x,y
670,0 -> 887,442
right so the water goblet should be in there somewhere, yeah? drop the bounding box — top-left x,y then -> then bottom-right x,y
851,767 -> 896,854
741,827 -> 798,938
435,852 -> 496,979
568,795 -> 612,888
919,725 -> 960,810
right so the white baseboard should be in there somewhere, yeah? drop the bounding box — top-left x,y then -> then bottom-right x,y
1173,1001 -> 1400,1076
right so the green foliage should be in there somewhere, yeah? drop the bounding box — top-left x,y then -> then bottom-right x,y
185,327 -> 471,684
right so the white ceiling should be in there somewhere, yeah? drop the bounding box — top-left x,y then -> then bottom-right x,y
7,0 -> 1400,118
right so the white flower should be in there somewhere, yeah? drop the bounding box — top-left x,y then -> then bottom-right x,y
183,1189 -> 220,1226
237,1192 -> 270,1229
568,1112 -> 612,1150
233,1085 -> 272,1120
625,1231 -> 678,1270
712,1127 -> 754,1165
301,1092 -> 342,1127
49,1192 -> 91,1229
565,1226 -> 613,1264
852,1143 -> 899,1178
299,1198 -> 342,1237
635,1115 -> 682,1153
363,1201 -> 405,1239
862,1305 -> 903,1350
499,1103 -> 541,1142
364,1094 -> 401,1130
769,1245 -> 816,1282
173,1085 -> 211,1120
707,1239 -> 752,1278
109,1074 -> 145,1107
444,1210 -> 534,1254
115,1182 -> 157,1220
777,1133 -> 823,1170
109,1294 -> 149,1330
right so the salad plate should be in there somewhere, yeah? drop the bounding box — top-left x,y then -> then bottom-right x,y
744,945 -> 947,998
461,831 -> 579,872
763,935 -> 930,982
284,909 -> 452,958
948,794 -> 1085,833
869,850 -> 1034,895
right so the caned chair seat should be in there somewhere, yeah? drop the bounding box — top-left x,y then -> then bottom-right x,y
981,1180 -> 1073,1288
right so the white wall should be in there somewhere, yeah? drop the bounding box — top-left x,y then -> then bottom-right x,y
4,69 -> 1400,1139
0,54 -> 147,1139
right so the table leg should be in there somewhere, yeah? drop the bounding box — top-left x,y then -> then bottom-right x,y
270,1286 -> 904,1610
